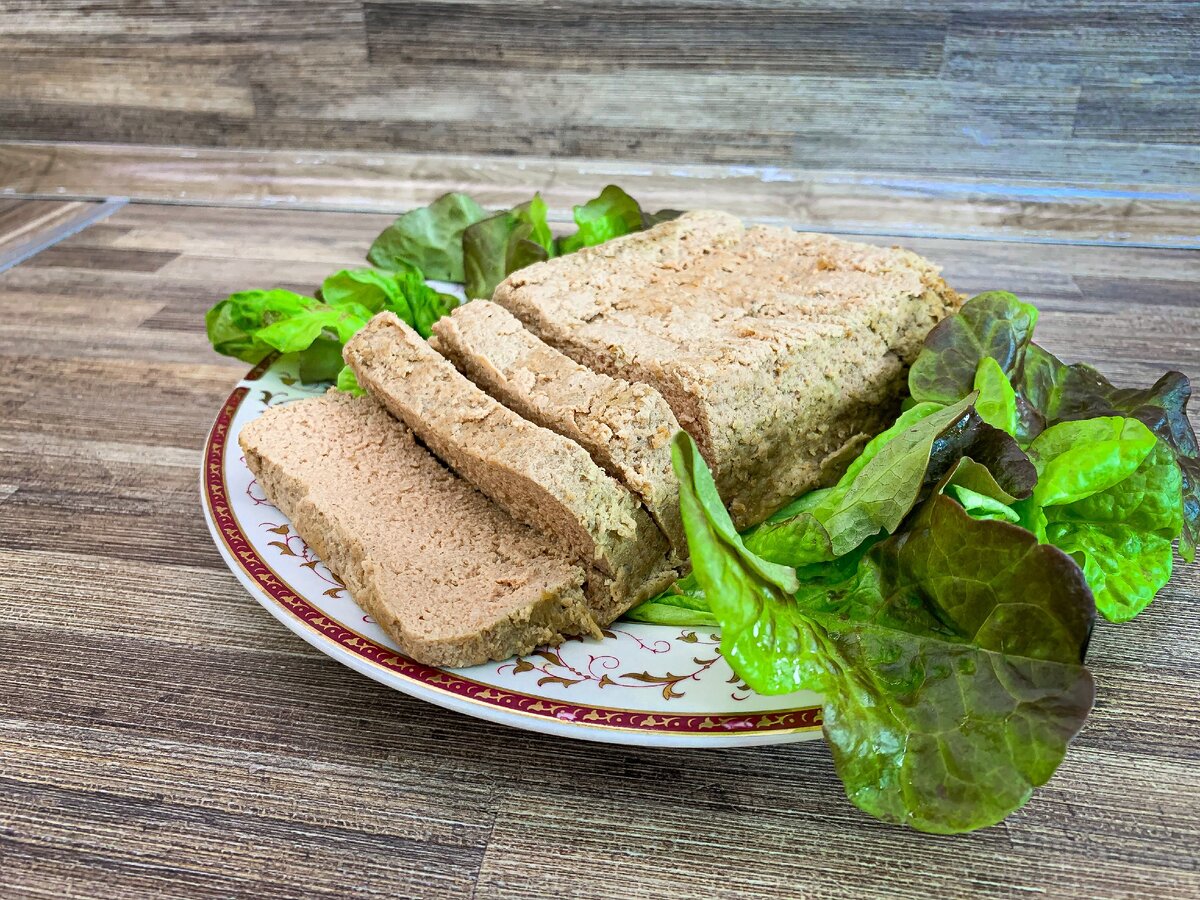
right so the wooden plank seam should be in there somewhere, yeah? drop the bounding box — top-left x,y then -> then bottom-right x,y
0,197 -> 129,274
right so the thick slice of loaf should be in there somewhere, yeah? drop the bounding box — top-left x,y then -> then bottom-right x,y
432,300 -> 686,553
344,312 -> 670,591
238,393 -> 600,667
494,210 -> 962,527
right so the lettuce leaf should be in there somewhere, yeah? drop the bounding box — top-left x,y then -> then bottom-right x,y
908,291 -> 1200,564
908,291 -> 1038,407
368,192 -> 491,282
336,364 -> 365,397
463,194 -> 556,300
741,395 -> 1037,567
321,267 -> 458,339
1026,420 -> 1183,621
205,289 -> 372,381
973,356 -> 1019,435
1017,350 -> 1200,562
673,431 -> 1095,833
1027,417 -> 1157,508
558,185 -> 647,255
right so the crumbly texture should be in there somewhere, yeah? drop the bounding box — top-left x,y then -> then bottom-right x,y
494,210 -> 963,527
585,558 -> 683,624
344,312 -> 670,588
238,393 -> 601,668
432,300 -> 686,554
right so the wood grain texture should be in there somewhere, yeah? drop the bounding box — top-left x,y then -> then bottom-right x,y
6,142 -> 1200,249
0,2 -> 1198,183
0,199 -> 1197,899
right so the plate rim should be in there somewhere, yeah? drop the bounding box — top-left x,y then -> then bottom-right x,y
201,360 -> 825,747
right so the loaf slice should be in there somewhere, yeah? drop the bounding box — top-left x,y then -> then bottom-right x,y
432,300 -> 686,554
494,210 -> 962,527
239,393 -> 600,667
344,312 -> 671,590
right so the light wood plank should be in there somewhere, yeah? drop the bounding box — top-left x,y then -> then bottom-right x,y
4,142 -> 1200,247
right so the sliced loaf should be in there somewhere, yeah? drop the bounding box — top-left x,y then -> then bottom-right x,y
432,300 -> 686,553
238,392 -> 600,667
343,313 -> 671,594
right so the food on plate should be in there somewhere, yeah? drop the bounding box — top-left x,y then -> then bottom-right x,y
343,312 -> 673,604
205,186 -> 1199,835
493,210 -> 962,527
238,392 -> 601,667
431,299 -> 686,553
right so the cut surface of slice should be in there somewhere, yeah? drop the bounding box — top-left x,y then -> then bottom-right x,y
238,392 -> 599,667
432,300 -> 686,553
344,313 -> 671,595
494,210 -> 962,527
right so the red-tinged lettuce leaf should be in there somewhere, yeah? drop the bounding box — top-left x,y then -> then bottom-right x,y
463,194 -> 556,300
672,432 -> 1096,834
642,207 -> 685,228
367,192 -> 491,282
557,185 -> 645,255
743,395 -> 1036,568
908,291 -> 1039,406
820,496 -> 1094,834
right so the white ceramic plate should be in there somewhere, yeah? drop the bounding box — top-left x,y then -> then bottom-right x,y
202,355 -> 824,747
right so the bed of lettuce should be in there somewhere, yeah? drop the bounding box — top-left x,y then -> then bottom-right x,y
205,190 -> 1198,837
205,186 -> 676,393
629,290 -> 1198,833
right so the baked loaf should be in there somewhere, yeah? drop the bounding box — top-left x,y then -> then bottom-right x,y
239,392 -> 600,667
494,211 -> 962,527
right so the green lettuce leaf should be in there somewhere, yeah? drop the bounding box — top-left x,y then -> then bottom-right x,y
908,291 -> 1038,406
322,267 -> 458,339
1028,424 -> 1183,621
367,192 -> 491,282
322,267 -> 414,315
973,356 -> 1019,435
944,483 -> 1021,523
558,185 -> 646,255
1027,417 -> 1157,508
742,396 -> 981,566
674,431 -> 1096,833
205,289 -> 371,383
296,338 -> 350,382
622,571 -> 715,627
1017,351 -> 1199,562
205,289 -> 324,363
463,194 -> 556,300
336,364 -> 366,397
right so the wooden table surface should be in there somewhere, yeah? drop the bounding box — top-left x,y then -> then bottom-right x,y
1,192 -> 1198,899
